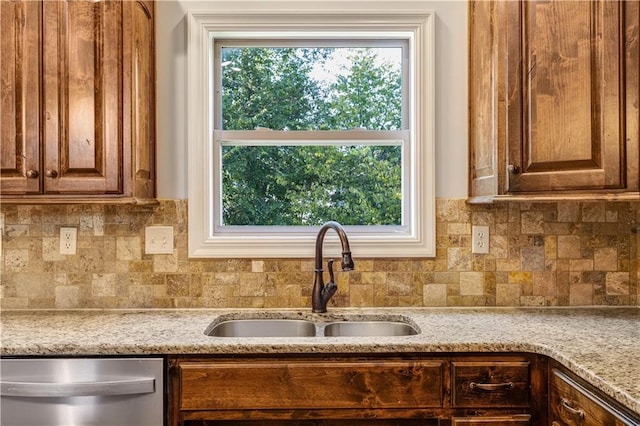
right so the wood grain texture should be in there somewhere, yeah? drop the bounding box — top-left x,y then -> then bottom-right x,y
451,415 -> 531,425
468,0 -> 499,198
469,0 -> 639,198
624,0 -> 640,194
1,0 -> 156,203
452,362 -> 530,408
180,419 -> 439,426
507,0 -> 625,192
179,359 -> 444,411
181,410 -> 443,423
0,0 -> 42,194
129,0 -> 156,201
550,368 -> 638,426
43,0 -> 122,194
169,354 -> 548,425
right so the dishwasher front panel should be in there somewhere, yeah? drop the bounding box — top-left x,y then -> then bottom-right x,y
0,357 -> 164,426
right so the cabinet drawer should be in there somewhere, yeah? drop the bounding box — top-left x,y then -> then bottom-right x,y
550,369 -> 638,426
452,362 -> 529,407
178,359 -> 444,410
452,415 -> 531,425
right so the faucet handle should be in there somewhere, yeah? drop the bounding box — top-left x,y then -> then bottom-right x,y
323,259 -> 338,302
327,259 -> 335,284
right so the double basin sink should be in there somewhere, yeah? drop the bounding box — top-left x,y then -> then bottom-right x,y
206,316 -> 419,338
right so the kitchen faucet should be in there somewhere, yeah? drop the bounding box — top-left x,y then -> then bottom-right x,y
312,221 -> 355,313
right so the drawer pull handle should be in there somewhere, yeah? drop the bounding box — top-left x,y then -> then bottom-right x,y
561,398 -> 585,419
469,381 -> 513,391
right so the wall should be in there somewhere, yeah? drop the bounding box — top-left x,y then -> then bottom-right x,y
154,0 -> 469,199
1,200 -> 637,309
1,1 -> 638,309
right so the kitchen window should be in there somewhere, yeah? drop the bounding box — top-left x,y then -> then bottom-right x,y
187,2 -> 435,258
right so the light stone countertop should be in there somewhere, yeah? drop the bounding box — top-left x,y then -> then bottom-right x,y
1,307 -> 638,415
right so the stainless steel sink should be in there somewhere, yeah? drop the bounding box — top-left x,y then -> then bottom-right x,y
206,319 -> 316,337
323,321 -> 418,337
205,317 -> 420,338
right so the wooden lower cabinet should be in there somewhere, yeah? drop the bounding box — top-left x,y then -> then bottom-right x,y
549,365 -> 639,426
168,354 -> 545,426
451,415 -> 531,425
180,421 -> 439,426
452,362 -> 531,408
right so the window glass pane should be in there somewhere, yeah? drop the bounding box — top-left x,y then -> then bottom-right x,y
222,144 -> 402,226
221,47 -> 403,131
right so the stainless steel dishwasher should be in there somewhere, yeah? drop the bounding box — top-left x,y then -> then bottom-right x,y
0,357 -> 164,426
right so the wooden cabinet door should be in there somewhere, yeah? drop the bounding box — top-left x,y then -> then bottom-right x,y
469,0 -> 639,199
468,0 -> 503,200
42,0 -> 123,195
0,0 -> 42,195
505,0 -> 637,193
1,0 -> 155,202
124,0 -> 155,201
549,368 -> 639,426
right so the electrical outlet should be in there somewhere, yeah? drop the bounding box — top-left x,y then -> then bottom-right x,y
472,225 -> 489,254
59,227 -> 77,255
145,226 -> 174,254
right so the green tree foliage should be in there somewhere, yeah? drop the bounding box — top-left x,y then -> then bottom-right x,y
222,47 -> 328,130
326,49 -> 402,131
221,47 -> 402,226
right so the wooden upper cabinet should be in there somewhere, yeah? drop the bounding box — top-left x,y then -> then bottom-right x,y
0,0 -> 42,194
0,0 -> 156,203
42,0 -> 123,195
469,0 -> 639,200
507,1 -> 633,193
127,0 -> 155,201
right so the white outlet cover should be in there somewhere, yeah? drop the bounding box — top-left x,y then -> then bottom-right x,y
145,226 -> 174,254
472,225 -> 490,254
59,227 -> 77,255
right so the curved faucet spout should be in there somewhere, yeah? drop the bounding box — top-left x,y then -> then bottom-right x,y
312,221 -> 355,313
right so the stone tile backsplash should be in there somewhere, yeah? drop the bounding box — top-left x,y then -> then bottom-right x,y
1,199 -> 638,309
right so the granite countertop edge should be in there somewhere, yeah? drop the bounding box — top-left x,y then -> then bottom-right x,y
1,306 -> 638,415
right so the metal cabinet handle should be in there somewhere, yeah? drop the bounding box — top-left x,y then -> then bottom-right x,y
561,398 -> 585,419
26,169 -> 39,179
0,378 -> 155,397
469,381 -> 514,391
45,169 -> 58,178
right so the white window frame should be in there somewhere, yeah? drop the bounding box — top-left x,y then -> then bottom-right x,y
187,2 -> 435,258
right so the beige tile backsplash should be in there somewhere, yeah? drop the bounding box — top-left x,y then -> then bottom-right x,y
1,199 -> 638,309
